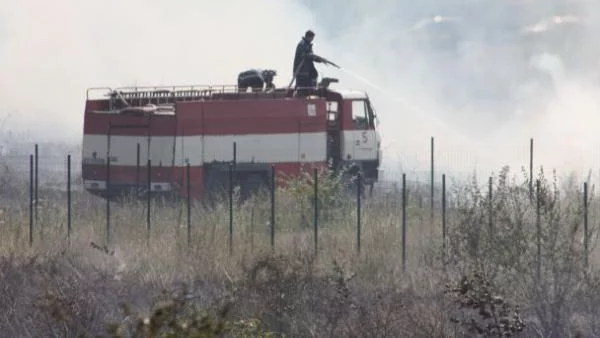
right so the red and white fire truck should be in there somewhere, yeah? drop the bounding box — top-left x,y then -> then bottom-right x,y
81,76 -> 381,200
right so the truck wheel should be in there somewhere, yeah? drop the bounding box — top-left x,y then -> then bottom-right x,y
204,171 -> 229,207
241,173 -> 267,201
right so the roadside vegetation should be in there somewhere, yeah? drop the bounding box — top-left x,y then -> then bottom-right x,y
0,160 -> 599,337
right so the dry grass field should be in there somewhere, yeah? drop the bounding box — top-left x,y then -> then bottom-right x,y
1,162 -> 600,337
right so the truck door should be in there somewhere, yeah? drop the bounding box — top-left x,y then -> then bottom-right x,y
350,100 -> 377,161
107,122 -> 150,190
299,118 -> 326,166
147,113 -> 178,192
82,113 -> 151,197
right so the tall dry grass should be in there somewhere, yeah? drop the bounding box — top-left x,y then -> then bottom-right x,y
0,164 -> 600,336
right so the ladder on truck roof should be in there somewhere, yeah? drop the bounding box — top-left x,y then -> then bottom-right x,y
87,84 -> 330,106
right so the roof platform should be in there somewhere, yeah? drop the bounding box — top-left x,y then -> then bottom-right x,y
85,78 -> 366,111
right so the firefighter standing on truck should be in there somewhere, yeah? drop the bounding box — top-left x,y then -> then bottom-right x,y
293,30 -> 323,90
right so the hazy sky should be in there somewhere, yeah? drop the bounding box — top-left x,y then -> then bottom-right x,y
1,0 -> 600,180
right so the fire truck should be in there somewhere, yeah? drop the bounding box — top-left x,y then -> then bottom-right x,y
82,75 -> 381,201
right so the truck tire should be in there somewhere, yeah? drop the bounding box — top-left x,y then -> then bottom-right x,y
240,173 -> 268,201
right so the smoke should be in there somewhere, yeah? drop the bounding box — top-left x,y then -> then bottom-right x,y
303,0 -> 600,182
0,0 -> 316,141
1,0 -> 600,182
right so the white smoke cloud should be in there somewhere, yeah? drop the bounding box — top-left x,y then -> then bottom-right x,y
303,0 -> 600,183
0,0 -> 317,141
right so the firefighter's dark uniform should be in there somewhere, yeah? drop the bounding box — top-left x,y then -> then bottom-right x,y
238,69 -> 277,92
293,34 -> 321,90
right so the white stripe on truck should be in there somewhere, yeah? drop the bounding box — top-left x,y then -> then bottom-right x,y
84,180 -> 172,191
82,132 -> 327,166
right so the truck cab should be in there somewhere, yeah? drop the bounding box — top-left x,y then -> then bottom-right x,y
323,88 -> 381,186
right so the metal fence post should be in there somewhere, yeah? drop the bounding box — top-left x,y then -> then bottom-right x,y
442,174 -> 446,262
536,179 -> 541,281
229,162 -> 233,255
313,168 -> 318,256
106,146 -> 111,246
250,207 -> 255,253
402,173 -> 407,272
357,173 -> 362,254
233,142 -> 237,166
187,162 -> 191,248
488,176 -> 493,236
67,155 -> 72,245
270,165 -> 275,250
147,159 -> 151,242
584,182 -> 589,269
136,143 -> 141,192
530,138 -> 534,201
34,144 -> 38,230
29,154 -> 34,247
430,137 -> 434,220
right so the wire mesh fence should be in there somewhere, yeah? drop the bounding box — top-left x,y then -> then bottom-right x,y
1,137 -> 599,274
